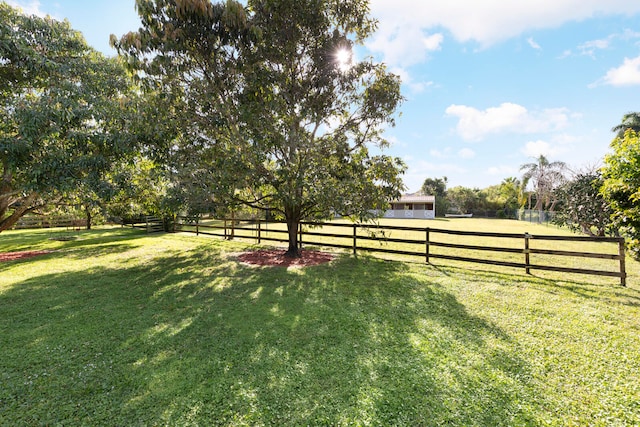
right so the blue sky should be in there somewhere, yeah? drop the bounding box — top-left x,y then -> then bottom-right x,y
8,0 -> 640,192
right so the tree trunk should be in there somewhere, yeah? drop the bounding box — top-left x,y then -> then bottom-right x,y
580,223 -> 595,236
85,207 -> 92,230
284,207 -> 301,258
0,192 -> 38,233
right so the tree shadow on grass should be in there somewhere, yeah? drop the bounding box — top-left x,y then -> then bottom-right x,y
0,246 -> 543,426
0,244 -> 148,276
0,226 -> 146,250
425,260 -> 640,307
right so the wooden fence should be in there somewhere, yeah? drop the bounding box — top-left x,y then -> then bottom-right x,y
121,216 -> 164,233
173,218 -> 627,286
13,216 -> 87,230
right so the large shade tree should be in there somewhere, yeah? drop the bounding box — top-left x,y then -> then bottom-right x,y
0,4 -> 139,232
601,129 -> 640,259
113,0 -> 406,256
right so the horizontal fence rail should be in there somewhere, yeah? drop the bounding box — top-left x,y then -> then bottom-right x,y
12,216 -> 87,230
121,216 -> 164,233
168,217 -> 626,286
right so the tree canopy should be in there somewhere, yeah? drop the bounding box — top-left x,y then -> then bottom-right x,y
0,4 -> 139,232
612,112 -> 640,140
112,0 -> 405,256
601,129 -> 640,259
447,186 -> 479,215
553,170 -> 614,236
421,176 -> 448,216
484,177 -> 523,216
520,155 -> 566,211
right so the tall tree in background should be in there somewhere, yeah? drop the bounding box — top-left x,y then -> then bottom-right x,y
447,186 -> 478,215
113,0 -> 405,256
484,177 -> 521,217
612,112 -> 640,139
520,155 -> 566,211
421,176 -> 448,216
601,129 -> 640,259
0,4 -> 138,232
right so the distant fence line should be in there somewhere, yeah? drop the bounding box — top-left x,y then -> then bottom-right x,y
120,216 -> 627,287
518,209 -> 556,223
458,209 -> 557,222
12,215 -> 87,230
121,215 -> 164,233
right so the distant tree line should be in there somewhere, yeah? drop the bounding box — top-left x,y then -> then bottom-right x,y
420,174 -> 525,219
419,112 -> 640,259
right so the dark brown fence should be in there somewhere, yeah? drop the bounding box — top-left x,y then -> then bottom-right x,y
174,218 -> 627,286
121,216 -> 164,233
12,216 -> 87,230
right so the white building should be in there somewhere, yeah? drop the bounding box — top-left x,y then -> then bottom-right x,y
384,194 -> 436,219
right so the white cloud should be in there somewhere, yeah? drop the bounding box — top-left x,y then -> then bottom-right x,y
621,29 -> 640,41
445,102 -> 570,141
427,147 -> 474,159
599,56 -> 640,86
559,49 -> 573,59
402,158 -> 466,192
390,67 -> 435,94
578,37 -> 612,57
488,165 -> 518,176
521,140 -> 568,158
367,27 -> 443,68
458,148 -> 476,159
560,29 -> 640,59
369,0 -> 640,54
423,33 -> 445,51
385,135 -> 404,148
429,148 -> 452,158
6,0 -> 47,17
551,133 -> 579,145
407,80 -> 435,93
527,37 -> 542,50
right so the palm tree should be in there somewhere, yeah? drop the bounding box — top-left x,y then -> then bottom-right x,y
612,112 -> 640,139
520,155 -> 566,211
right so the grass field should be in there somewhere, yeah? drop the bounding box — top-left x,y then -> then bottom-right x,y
1,222 -> 640,426
189,218 -> 628,286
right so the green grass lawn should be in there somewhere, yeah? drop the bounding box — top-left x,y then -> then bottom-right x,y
191,218 -> 628,285
1,224 -> 640,426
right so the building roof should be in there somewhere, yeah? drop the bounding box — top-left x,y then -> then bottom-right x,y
394,194 -> 435,203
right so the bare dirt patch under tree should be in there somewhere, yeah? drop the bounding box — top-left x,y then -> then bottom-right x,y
237,249 -> 334,267
0,250 -> 53,262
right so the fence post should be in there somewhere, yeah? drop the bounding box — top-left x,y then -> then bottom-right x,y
196,217 -> 199,236
619,239 -> 627,287
353,223 -> 357,256
257,219 -> 261,244
224,219 -> 227,239
298,222 -> 303,249
524,232 -> 531,275
425,227 -> 430,264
